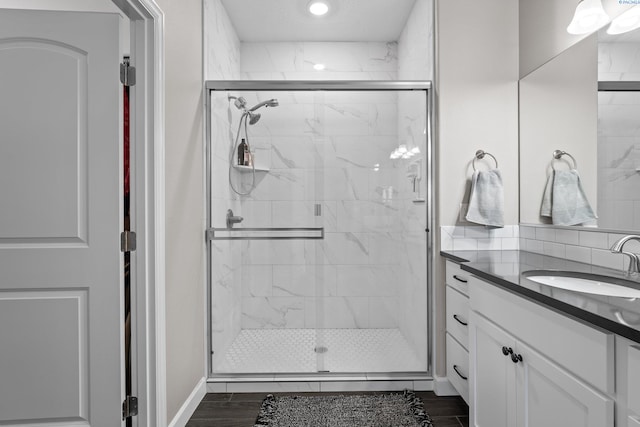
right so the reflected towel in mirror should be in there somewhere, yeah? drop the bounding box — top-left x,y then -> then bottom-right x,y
540,169 -> 597,226
466,169 -> 504,227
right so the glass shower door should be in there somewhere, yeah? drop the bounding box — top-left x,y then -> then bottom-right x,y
207,83 -> 430,376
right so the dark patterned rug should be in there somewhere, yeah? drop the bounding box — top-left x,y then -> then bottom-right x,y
254,390 -> 433,427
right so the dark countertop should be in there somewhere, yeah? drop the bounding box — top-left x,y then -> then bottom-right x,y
441,250 -> 640,343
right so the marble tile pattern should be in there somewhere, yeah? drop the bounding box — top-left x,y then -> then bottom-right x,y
205,0 -> 242,368
596,91 -> 640,230
204,0 -> 241,80
207,0 -> 435,371
230,89 -> 429,335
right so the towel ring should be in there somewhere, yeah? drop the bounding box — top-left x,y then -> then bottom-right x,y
552,149 -> 578,169
472,150 -> 498,171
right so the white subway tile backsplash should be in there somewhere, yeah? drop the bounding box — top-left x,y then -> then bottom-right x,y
579,231 -> 610,249
535,227 -> 556,242
465,226 -> 490,239
525,239 -> 544,254
452,238 -> 478,251
565,245 -> 592,264
555,229 -> 580,245
542,241 -> 566,259
520,226 -> 536,239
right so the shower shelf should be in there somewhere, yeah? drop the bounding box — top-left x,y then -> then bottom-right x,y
233,164 -> 269,173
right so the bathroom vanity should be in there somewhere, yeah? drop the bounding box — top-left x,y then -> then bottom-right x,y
441,250 -> 640,427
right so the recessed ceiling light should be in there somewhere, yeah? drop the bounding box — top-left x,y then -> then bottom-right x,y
309,1 -> 329,16
313,63 -> 326,71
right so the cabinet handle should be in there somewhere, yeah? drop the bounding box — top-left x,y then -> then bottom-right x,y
453,364 -> 468,381
453,275 -> 468,283
501,346 -> 513,356
511,353 -> 523,364
453,314 -> 468,326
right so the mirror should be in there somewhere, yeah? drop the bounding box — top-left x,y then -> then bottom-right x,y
519,1 -> 640,232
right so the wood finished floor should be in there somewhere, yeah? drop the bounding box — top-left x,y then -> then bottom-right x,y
186,391 -> 469,427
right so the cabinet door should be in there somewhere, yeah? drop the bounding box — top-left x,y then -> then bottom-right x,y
470,312 -> 517,427
516,341 -> 614,427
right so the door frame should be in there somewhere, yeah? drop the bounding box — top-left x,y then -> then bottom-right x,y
0,1 -> 166,425
110,1 -> 166,426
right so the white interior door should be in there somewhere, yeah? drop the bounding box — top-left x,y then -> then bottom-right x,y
0,9 -> 122,426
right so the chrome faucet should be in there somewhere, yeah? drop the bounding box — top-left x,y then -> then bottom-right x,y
610,235 -> 640,275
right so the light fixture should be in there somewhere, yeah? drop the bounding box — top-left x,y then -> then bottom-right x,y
313,63 -> 326,71
567,0 -> 611,35
607,5 -> 640,34
308,1 -> 329,16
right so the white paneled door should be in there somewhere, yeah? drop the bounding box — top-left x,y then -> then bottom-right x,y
0,9 -> 122,426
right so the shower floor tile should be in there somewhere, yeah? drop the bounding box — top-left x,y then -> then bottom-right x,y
214,328 -> 425,373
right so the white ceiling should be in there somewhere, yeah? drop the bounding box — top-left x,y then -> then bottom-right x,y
219,0 -> 418,42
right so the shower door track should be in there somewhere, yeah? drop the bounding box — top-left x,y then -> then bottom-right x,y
205,80 -> 435,383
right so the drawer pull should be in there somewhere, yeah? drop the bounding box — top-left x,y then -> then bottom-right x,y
453,275 -> 468,283
453,364 -> 468,381
453,314 -> 468,326
502,346 -> 513,356
511,353 -> 523,364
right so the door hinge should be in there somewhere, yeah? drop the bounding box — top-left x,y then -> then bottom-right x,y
121,231 -> 137,252
122,396 -> 138,419
120,56 -> 136,86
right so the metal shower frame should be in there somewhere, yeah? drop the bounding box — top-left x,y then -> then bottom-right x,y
204,80 -> 435,381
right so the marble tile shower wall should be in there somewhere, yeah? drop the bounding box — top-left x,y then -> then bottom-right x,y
237,91 -> 414,330
231,42 -> 427,331
597,43 -> 640,230
204,0 -> 243,368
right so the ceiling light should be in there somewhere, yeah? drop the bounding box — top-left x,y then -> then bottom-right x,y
309,1 -> 329,16
567,0 -> 611,35
313,63 -> 326,71
607,5 -> 640,34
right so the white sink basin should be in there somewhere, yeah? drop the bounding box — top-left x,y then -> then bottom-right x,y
523,271 -> 640,298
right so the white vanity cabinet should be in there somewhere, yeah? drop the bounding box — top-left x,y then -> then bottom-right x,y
445,261 -> 470,403
468,275 -> 615,427
616,337 -> 640,427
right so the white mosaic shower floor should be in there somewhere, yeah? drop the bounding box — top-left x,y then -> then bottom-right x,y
214,328 -> 425,373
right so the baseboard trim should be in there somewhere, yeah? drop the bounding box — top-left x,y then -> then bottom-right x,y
433,375 -> 458,396
168,377 -> 207,427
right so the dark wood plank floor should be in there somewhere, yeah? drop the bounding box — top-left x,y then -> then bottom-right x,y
186,391 -> 469,427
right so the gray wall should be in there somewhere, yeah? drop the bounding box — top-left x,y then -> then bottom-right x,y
435,0 -> 519,377
156,0 -> 206,422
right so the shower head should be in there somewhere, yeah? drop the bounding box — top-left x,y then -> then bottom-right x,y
248,98 -> 279,112
228,95 -> 247,110
247,112 -> 261,125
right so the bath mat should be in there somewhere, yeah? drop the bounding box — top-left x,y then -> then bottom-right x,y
254,390 -> 433,427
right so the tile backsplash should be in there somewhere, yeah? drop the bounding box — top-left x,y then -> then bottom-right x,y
441,224 -> 640,272
440,225 -> 520,251
519,225 -> 640,271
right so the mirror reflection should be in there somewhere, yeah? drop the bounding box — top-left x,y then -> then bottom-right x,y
519,15 -> 640,232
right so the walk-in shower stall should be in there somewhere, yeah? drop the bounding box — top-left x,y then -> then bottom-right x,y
206,80 -> 433,377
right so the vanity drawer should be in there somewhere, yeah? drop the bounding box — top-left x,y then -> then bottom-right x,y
446,285 -> 469,349
446,332 -> 469,404
446,260 -> 469,296
628,345 -> 640,414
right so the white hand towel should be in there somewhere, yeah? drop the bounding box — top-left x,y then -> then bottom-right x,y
465,169 -> 504,227
540,169 -> 597,226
